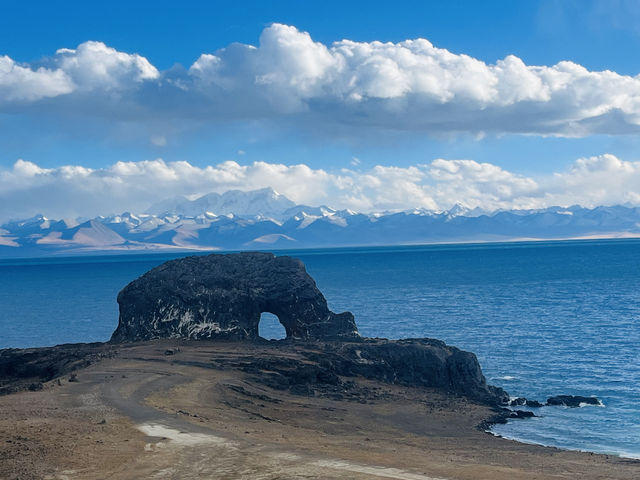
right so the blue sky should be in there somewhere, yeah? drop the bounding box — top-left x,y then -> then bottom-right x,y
2,0 -> 640,219
5,1 -> 640,74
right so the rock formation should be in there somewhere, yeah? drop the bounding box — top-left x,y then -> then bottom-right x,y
0,252 -> 603,413
546,395 -> 602,407
507,395 -> 602,408
106,252 -> 510,405
0,337 -> 508,405
242,338 -> 509,404
111,252 -> 358,342
0,343 -> 114,395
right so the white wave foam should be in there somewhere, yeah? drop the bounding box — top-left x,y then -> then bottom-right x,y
617,451 -> 640,460
579,400 -> 605,408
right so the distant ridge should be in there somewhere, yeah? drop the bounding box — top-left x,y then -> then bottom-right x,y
145,187 -> 296,220
1,189 -> 640,257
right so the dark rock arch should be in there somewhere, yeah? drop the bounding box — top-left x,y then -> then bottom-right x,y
110,252 -> 358,342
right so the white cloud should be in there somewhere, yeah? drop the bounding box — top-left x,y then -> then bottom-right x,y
428,159 -> 541,210
0,56 -> 73,101
2,24 -> 640,136
55,41 -> 159,91
548,154 -> 640,206
2,154 -> 640,222
0,41 -> 158,105
184,25 -> 640,135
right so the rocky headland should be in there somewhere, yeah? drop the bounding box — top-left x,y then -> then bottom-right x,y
106,252 -> 510,407
0,252 -> 626,480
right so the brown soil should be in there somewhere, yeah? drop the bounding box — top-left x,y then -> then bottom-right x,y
1,340 -> 638,479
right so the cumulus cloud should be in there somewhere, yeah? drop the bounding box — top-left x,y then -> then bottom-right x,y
1,154 -> 640,222
0,41 -> 158,104
0,56 -> 73,101
55,41 -> 159,91
2,24 -> 640,136
428,159 -> 540,210
548,154 -> 640,205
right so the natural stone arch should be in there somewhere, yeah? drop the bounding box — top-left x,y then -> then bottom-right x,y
258,312 -> 286,340
111,252 -> 358,342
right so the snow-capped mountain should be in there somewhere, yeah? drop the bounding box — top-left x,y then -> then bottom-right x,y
2,189 -> 640,257
145,187 -> 296,220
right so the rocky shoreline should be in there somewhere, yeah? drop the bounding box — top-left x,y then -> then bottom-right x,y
0,251 -> 622,479
1,339 -> 635,480
0,336 -> 600,438
1,252 -> 599,426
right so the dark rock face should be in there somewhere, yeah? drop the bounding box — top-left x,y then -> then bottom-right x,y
307,338 -> 508,404
111,252 -> 358,342
175,338 -> 508,405
508,397 -> 544,408
1,338 -> 508,405
0,343 -> 113,395
509,410 -> 536,419
335,339 -> 508,404
546,395 -> 601,407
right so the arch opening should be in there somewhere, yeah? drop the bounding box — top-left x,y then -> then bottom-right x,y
258,312 -> 286,340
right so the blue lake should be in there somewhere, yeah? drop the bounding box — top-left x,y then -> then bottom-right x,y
1,240 -> 639,458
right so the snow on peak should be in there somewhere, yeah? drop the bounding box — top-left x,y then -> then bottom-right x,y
146,187 -> 296,219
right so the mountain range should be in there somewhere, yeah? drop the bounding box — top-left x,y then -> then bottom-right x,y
2,187 -> 640,258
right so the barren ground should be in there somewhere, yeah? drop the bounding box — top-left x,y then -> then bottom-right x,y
1,339 -> 638,479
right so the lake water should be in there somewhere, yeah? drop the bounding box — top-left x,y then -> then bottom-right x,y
1,240 -> 639,458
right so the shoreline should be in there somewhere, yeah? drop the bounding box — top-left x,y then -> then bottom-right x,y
488,430 -> 640,462
0,338 -> 633,462
1,338 -> 635,461
2,339 -> 638,479
3,235 -> 640,263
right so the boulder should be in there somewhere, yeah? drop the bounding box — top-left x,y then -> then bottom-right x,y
546,395 -> 601,407
111,252 -> 358,342
509,410 -> 536,419
508,397 -> 544,408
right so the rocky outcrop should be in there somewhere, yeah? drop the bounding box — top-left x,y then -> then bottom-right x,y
111,252 -> 358,342
546,395 -> 602,407
107,252 -> 511,404
0,252 -> 604,413
0,338 -> 508,405
0,343 -> 114,395
506,395 -> 602,408
233,338 -> 509,405
509,397 -> 544,408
